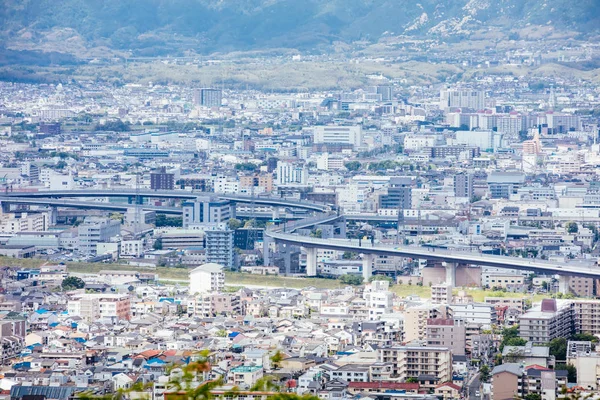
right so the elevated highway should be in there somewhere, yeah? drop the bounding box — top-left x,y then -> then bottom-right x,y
265,215 -> 600,283
2,190 -> 330,212
4,189 -> 600,287
0,197 -> 182,215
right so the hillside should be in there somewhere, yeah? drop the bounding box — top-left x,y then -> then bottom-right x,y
0,0 -> 599,57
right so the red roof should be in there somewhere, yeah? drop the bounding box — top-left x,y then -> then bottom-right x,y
436,382 -> 461,391
526,364 -> 551,371
348,382 -> 420,390
137,349 -> 162,359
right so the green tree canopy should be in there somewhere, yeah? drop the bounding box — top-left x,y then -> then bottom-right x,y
344,161 -> 361,171
549,337 -> 568,361
62,276 -> 85,290
479,364 -> 490,383
566,221 -> 578,233
339,274 -> 363,286
555,363 -> 577,383
228,218 -> 243,230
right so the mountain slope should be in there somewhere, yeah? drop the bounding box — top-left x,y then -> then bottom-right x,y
0,0 -> 598,55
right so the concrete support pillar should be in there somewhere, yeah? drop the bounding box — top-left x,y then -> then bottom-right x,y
272,207 -> 281,220
334,217 -> 347,238
262,236 -> 273,266
49,206 -> 57,226
305,247 -> 317,276
557,275 -> 571,294
362,254 -> 374,282
443,262 -> 456,287
283,246 -> 292,276
0,201 -> 10,213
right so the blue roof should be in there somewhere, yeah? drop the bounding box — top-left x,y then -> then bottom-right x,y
228,332 -> 239,338
36,308 -> 49,314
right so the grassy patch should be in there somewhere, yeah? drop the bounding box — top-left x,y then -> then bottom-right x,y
0,257 -> 570,303
224,272 -> 345,289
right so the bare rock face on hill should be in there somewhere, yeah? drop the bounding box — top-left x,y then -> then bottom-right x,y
0,0 -> 598,56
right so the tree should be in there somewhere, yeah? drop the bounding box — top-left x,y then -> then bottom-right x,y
228,218 -> 243,230
310,229 -> 322,238
270,350 -> 284,370
342,251 -> 355,260
215,329 -> 227,337
499,326 -> 524,352
94,119 -> 130,132
344,161 -> 361,171
479,364 -> 490,383
524,394 -> 541,400
155,214 -> 183,227
555,363 -> 577,383
250,376 -> 280,392
369,275 -> 393,284
570,333 -> 599,343
153,238 -> 163,250
235,162 -> 258,172
339,274 -> 363,286
109,212 -> 124,223
405,377 -> 418,383
566,221 -> 578,234
62,276 -> 85,290
549,338 -> 568,361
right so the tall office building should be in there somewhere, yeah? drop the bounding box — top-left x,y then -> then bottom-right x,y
276,161 -> 308,185
150,167 -> 174,190
379,177 -> 413,210
182,197 -> 235,228
313,125 -> 363,148
440,88 -> 485,110
454,173 -> 474,199
193,88 -> 222,107
77,217 -> 121,255
377,85 -> 393,101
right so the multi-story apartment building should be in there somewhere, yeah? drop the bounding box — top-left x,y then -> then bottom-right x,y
491,364 -> 567,400
150,167 -> 175,190
77,217 -> 121,256
187,293 -> 241,317
0,212 -> 48,233
0,316 -> 26,364
426,318 -> 466,356
205,230 -> 234,269
450,303 -> 497,327
313,125 -> 362,148
189,263 -> 225,294
182,197 -> 234,228
378,346 -> 452,390
239,174 -> 274,193
68,293 -> 131,321
518,299 -> 574,344
572,300 -> 600,335
440,88 -> 485,110
431,284 -> 452,305
404,305 -> 446,342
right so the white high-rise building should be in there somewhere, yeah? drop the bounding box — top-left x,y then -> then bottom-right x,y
189,263 -> 225,294
313,125 -> 362,147
276,161 -> 307,185
440,89 -> 485,110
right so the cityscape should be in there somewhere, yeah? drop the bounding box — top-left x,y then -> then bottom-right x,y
2,2 -> 600,400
